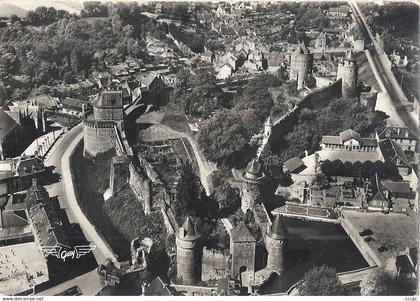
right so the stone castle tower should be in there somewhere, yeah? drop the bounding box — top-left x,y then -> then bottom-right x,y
83,90 -> 124,159
176,217 -> 202,285
265,214 -> 288,272
240,158 -> 265,212
337,50 -> 358,98
289,42 -> 314,90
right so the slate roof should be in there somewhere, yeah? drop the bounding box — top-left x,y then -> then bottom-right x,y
344,50 -> 356,62
144,277 -> 174,296
230,222 -> 256,243
339,129 -> 361,143
0,109 -> 20,141
62,97 -> 87,111
246,158 -> 262,176
283,157 -> 305,173
15,156 -> 44,176
29,203 -> 70,249
383,181 -> 412,194
294,42 -> 310,55
377,126 -> 418,141
178,217 -> 200,241
321,129 -> 377,147
268,215 -> 288,240
378,139 -> 410,167
24,179 -> 50,211
93,91 -> 123,109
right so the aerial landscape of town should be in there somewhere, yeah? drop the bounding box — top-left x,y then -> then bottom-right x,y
0,0 -> 418,297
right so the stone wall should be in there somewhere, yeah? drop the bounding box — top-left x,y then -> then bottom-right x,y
201,247 -> 230,281
83,120 -> 116,159
269,79 -> 342,145
129,163 -> 152,214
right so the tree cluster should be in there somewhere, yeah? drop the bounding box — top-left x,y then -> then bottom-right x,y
171,162 -> 217,226
265,98 -> 386,164
321,159 -> 402,180
196,73 -> 285,168
26,6 -> 70,26
360,267 -> 416,296
299,265 -> 348,296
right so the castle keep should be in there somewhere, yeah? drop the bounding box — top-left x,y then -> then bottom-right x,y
289,42 -> 314,90
337,50 -> 358,98
83,91 -> 124,159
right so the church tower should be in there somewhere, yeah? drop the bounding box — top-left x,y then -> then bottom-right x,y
176,217 -> 202,284
265,214 -> 288,272
337,50 -> 358,98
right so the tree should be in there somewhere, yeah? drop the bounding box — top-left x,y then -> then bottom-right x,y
360,267 -> 416,296
299,265 -> 348,296
198,109 -> 250,167
171,162 -> 216,225
214,182 -> 240,217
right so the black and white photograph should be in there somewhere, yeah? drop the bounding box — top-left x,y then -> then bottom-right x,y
0,0 -> 418,298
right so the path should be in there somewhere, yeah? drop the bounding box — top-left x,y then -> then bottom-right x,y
44,124 -> 117,265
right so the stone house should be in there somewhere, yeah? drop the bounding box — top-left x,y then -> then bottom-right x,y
320,129 -> 378,152
217,64 -> 234,80
376,126 -> 418,152
378,138 -> 412,176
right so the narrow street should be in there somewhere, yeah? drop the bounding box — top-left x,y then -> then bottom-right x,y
44,124 -> 117,265
349,0 -> 419,135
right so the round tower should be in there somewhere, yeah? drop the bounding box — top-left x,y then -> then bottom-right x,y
265,214 -> 288,272
289,42 -> 314,90
339,50 -> 358,98
176,217 -> 202,284
241,158 -> 265,212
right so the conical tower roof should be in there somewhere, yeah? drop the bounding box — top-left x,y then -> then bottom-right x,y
268,215 -> 288,240
265,116 -> 273,127
295,42 -> 310,55
178,216 -> 200,241
344,49 -> 356,62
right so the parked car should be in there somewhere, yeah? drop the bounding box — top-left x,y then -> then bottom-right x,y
359,229 -> 373,236
364,236 -> 374,242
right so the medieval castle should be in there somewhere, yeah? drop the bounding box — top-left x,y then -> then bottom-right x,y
289,42 -> 358,98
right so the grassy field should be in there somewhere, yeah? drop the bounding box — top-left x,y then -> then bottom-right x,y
161,113 -> 192,135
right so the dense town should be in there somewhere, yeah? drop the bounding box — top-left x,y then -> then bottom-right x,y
0,0 -> 418,297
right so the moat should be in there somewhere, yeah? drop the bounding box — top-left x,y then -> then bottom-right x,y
260,216 -> 369,294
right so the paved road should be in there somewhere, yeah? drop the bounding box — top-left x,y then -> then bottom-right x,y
349,1 -> 419,136
44,124 -> 117,265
